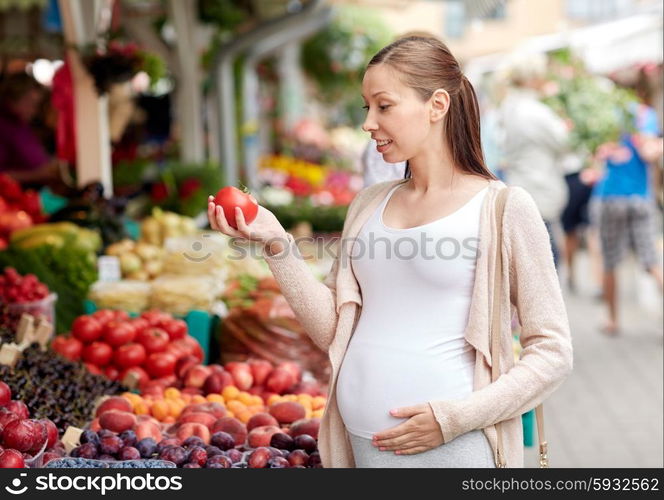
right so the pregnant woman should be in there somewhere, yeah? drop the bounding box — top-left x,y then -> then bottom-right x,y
208,35 -> 573,468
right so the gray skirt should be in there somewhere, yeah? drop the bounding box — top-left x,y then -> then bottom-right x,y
348,429 -> 496,468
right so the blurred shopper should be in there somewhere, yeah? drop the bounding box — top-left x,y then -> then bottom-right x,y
361,138 -> 406,186
499,54 -> 570,267
560,152 -> 595,292
0,73 -> 61,186
591,102 -> 664,335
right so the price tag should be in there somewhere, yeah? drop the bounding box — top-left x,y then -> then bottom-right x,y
98,256 -> 121,282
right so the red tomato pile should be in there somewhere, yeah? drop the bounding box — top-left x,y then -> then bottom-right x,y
0,268 -> 52,332
0,267 -> 49,304
0,174 -> 45,248
51,309 -> 203,386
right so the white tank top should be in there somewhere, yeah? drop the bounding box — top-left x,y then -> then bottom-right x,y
336,183 -> 488,438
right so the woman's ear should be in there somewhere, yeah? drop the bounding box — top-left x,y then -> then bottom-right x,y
430,88 -> 450,122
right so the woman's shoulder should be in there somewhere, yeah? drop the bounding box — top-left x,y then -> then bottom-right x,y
501,186 -> 548,241
503,185 -> 538,212
349,179 -> 404,211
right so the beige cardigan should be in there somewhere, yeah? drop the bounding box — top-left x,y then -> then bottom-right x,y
264,179 -> 573,468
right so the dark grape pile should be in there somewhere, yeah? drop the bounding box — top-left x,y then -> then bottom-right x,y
0,344 -> 127,432
0,325 -> 16,343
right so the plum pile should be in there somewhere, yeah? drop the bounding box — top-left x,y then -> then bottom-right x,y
0,344 -> 126,432
66,428 -> 322,468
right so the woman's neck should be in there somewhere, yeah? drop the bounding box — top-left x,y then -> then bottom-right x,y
406,143 -> 459,195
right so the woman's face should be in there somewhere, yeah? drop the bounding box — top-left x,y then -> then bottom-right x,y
361,64 -> 432,163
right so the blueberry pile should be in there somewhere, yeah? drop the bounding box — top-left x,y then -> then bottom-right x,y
45,458 -> 109,468
45,458 -> 175,469
109,460 -> 177,469
0,344 -> 126,432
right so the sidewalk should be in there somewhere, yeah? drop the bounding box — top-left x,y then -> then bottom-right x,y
524,251 -> 663,468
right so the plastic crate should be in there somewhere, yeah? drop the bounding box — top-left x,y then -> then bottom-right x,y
522,409 -> 535,447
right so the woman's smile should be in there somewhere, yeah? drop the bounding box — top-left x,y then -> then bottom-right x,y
376,139 -> 393,153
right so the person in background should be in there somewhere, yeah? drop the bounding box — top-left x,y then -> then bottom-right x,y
361,137 -> 406,186
560,151 -> 595,292
591,101 -> 664,335
478,73 -> 507,180
498,54 -> 570,268
0,73 -> 61,186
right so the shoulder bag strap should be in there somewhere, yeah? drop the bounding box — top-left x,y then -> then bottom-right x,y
491,187 -> 548,468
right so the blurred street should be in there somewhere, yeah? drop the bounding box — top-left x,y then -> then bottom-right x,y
524,248 -> 663,468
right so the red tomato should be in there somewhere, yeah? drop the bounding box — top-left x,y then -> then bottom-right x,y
51,335 -> 66,353
214,186 -> 258,229
136,327 -> 169,354
141,310 -> 172,326
162,319 -> 187,341
84,363 -> 103,375
113,310 -> 130,321
114,343 -> 147,368
103,320 -> 137,347
120,366 -> 149,387
82,341 -> 113,366
165,343 -> 188,361
130,317 -> 150,334
144,352 -> 177,378
171,337 -> 203,362
52,335 -> 83,361
91,309 -> 115,325
104,365 -> 120,381
71,316 -> 103,343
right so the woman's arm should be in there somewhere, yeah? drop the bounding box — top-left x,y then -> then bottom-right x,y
262,234 -> 341,352
261,185 -> 374,352
428,187 -> 573,443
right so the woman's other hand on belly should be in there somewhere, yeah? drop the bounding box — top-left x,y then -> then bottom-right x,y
371,403 -> 444,455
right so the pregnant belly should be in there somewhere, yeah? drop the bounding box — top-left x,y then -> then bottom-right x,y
336,340 -> 475,439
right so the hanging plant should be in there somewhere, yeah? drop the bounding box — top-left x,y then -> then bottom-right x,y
542,49 -> 638,155
301,7 -> 392,104
80,40 -> 166,95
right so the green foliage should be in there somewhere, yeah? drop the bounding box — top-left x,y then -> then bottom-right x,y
198,0 -> 249,33
152,162 -> 226,218
222,274 -> 260,309
0,242 -> 98,334
112,159 -> 153,189
265,200 -> 348,233
543,49 -> 638,154
138,50 -> 168,89
301,6 -> 392,125
0,0 -> 46,10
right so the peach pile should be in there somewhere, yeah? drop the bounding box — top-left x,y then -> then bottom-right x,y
142,359 -> 327,405
117,387 -> 326,425
82,390 -> 325,467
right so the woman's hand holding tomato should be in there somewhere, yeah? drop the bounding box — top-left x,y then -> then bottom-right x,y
207,190 -> 289,255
